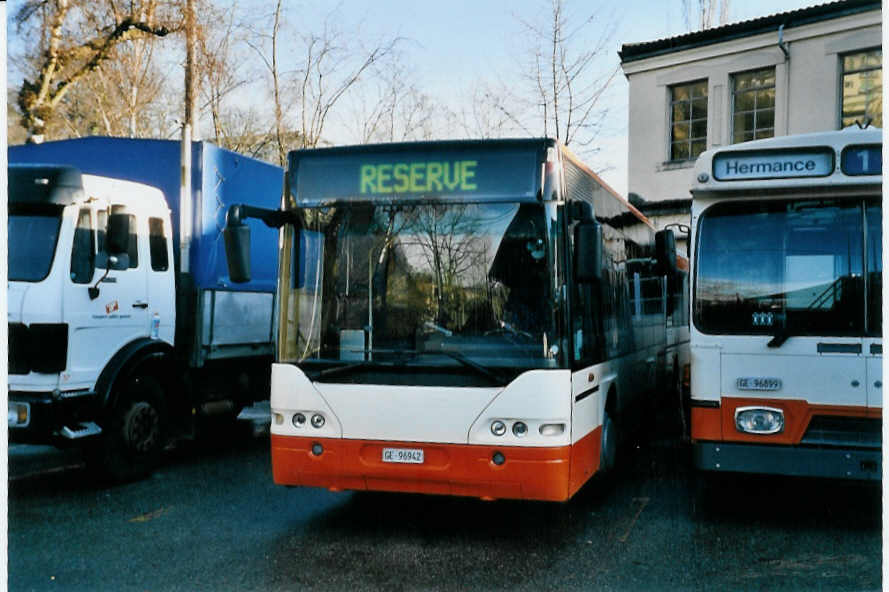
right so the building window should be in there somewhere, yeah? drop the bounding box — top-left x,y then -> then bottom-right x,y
732,67 -> 775,143
842,49 -> 882,128
669,80 -> 707,161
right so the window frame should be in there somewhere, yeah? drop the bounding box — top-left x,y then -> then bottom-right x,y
668,79 -> 708,162
731,66 -> 776,144
840,48 -> 882,129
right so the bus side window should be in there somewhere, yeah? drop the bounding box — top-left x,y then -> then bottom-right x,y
866,200 -> 881,335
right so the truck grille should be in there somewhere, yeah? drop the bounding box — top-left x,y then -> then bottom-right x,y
8,322 -> 68,375
801,416 -> 881,449
9,323 -> 29,375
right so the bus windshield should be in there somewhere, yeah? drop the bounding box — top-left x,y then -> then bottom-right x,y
694,198 -> 872,337
279,201 -> 559,382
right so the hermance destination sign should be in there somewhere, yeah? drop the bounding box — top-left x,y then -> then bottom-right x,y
713,148 -> 834,181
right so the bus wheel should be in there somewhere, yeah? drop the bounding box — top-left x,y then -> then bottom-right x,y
600,408 -> 618,473
87,374 -> 167,482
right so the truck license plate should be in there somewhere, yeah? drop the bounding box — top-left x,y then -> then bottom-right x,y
382,447 -> 424,464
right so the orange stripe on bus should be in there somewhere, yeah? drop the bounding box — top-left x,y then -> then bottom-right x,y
690,406 -> 722,441
691,398 -> 881,445
271,428 -> 603,502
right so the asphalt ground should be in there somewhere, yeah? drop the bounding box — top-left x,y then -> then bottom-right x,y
7,403 -> 882,592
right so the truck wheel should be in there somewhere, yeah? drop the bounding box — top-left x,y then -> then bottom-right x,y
87,374 -> 167,482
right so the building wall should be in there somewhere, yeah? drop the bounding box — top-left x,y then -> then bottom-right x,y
622,10 -> 881,206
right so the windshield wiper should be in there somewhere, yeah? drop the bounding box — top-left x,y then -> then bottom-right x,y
440,351 -> 507,385
767,277 -> 846,349
767,331 -> 791,348
314,361 -> 371,379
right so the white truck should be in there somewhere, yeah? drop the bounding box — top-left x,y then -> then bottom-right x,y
8,138 -> 283,480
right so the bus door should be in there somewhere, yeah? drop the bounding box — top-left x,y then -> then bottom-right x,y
864,198 -> 882,409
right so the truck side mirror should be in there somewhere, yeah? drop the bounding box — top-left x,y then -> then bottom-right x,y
574,221 -> 603,282
224,208 -> 252,284
655,229 -> 677,277
106,213 -> 130,255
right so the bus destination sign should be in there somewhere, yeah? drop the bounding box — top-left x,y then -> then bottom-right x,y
841,144 -> 881,176
292,147 -> 539,204
713,148 -> 834,181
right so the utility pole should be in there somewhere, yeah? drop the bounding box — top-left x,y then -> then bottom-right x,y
180,0 -> 197,273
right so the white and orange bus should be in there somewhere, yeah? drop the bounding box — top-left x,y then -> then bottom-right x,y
225,138 -> 687,501
689,126 -> 881,480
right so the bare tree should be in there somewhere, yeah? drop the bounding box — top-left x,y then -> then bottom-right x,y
195,1 -> 251,144
289,7 -> 402,149
12,0 -> 179,142
468,0 -> 617,151
682,0 -> 731,31
348,54 -> 439,144
67,37 -> 167,137
244,0 -> 291,165
517,0 -> 619,147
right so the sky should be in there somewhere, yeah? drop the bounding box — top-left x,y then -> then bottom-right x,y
6,0 -> 820,196
334,0 -> 819,196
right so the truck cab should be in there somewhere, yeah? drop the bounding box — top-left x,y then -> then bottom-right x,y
9,164 -> 176,476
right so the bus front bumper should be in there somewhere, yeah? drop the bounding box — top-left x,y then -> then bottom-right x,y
693,441 -> 881,481
270,433 -> 599,501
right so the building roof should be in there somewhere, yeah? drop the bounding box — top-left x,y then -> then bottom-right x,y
619,0 -> 880,64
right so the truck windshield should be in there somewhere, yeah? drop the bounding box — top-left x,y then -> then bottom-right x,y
279,201 -> 559,383
694,198 -> 871,337
9,204 -> 64,282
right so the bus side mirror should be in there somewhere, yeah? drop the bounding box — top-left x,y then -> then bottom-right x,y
106,213 -> 130,255
656,229 -> 677,277
224,207 -> 252,284
574,222 -> 603,282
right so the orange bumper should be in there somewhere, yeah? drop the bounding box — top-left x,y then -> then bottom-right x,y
691,397 -> 882,444
271,429 -> 601,502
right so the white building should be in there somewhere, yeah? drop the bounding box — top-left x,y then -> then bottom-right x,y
619,0 -> 882,249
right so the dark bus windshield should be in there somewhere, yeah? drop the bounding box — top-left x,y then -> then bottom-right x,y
694,198 -> 881,337
278,201 -> 559,382
9,204 -> 64,282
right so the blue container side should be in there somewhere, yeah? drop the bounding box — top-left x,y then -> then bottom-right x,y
8,137 -> 282,293
194,143 -> 283,292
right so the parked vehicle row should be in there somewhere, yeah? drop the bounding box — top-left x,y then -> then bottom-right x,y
9,126 -> 881,493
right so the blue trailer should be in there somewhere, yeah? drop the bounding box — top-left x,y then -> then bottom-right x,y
8,137 -> 283,480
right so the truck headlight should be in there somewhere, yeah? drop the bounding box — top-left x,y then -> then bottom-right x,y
735,407 -> 784,435
8,402 -> 30,428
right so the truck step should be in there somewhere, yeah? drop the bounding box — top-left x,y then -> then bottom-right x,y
59,422 -> 103,440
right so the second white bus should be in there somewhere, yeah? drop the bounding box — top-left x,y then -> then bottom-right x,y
689,126 -> 881,480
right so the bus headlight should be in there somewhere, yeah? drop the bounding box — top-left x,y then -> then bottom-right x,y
735,407 -> 784,435
311,414 -> 326,429
539,423 -> 565,436
512,421 -> 528,437
491,420 -> 507,436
